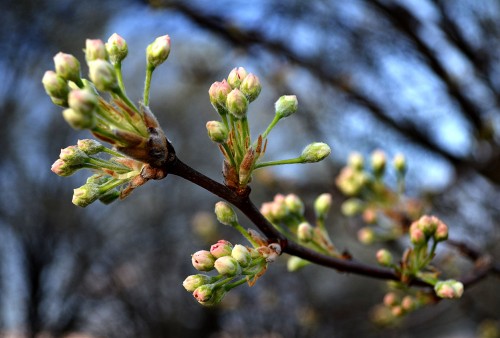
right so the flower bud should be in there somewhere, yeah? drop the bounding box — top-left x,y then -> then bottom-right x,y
341,198 -> 364,216
284,194 -> 304,216
88,60 -> 118,92
410,224 -> 426,246
376,249 -> 393,266
287,256 -> 310,271
226,88 -> 248,119
227,67 -> 248,89
72,182 -> 100,207
210,240 -> 233,258
214,201 -> 237,225
62,108 -> 95,130
434,220 -> 448,242
53,52 -> 81,83
300,142 -> 331,163
59,145 -> 89,165
383,292 -> 399,306
106,33 -> 128,64
214,256 -> 241,276
208,80 -> 232,111
348,152 -> 364,171
191,250 -> 216,271
297,222 -> 314,242
275,95 -> 298,119
393,153 -> 407,175
193,283 -> 227,306
231,244 -> 252,268
42,70 -> 69,103
206,121 -> 228,143
240,73 -> 261,102
401,296 -> 415,311
68,89 -> 97,116
77,139 -> 105,155
51,159 -> 79,177
371,149 -> 386,177
146,35 -> 171,68
358,227 -> 375,244
85,39 -> 108,61
314,193 -> 332,220
434,280 -> 464,299
182,274 -> 212,292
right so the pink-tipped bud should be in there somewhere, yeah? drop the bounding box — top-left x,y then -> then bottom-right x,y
383,292 -> 399,307
214,201 -> 237,225
147,35 -> 171,68
106,33 -> 128,64
182,274 -> 212,292
358,227 -> 375,245
376,249 -> 393,267
59,145 -> 89,165
434,220 -> 449,242
297,222 -> 314,242
214,256 -> 241,276
191,250 -> 216,271
231,244 -> 252,268
51,159 -> 79,177
53,52 -> 81,83
227,67 -> 248,89
210,240 -> 233,258
226,88 -> 248,119
42,70 -> 69,103
68,89 -> 97,116
62,108 -> 95,130
208,80 -> 232,112
301,142 -> 331,163
85,39 -> 108,61
434,280 -> 464,299
193,283 -> 216,303
314,193 -> 332,219
401,296 -> 415,311
240,73 -> 261,102
410,224 -> 426,246
417,215 -> 438,237
206,121 -> 228,143
275,95 -> 298,119
88,60 -> 118,92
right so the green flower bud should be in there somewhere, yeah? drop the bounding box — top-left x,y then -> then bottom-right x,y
85,39 -> 108,62
50,159 -> 79,177
59,145 -> 89,165
106,33 -> 128,64
231,244 -> 252,268
275,95 -> 298,119
314,193 -> 332,220
284,194 -> 304,216
226,88 -> 248,119
297,222 -> 314,242
240,73 -> 261,102
146,35 -> 171,68
53,52 -> 81,83
214,256 -> 241,276
370,149 -> 386,177
77,139 -> 105,155
434,220 -> 449,242
210,240 -> 233,258
348,152 -> 364,171
72,182 -> 100,207
182,274 -> 212,292
341,198 -> 364,216
88,60 -> 118,92
62,108 -> 95,130
193,283 -> 227,306
393,153 -> 407,175
208,80 -> 232,112
191,250 -> 216,272
68,89 -> 97,116
227,67 -> 248,89
42,70 -> 69,104
206,121 -> 228,143
300,142 -> 331,163
417,215 -> 439,238
376,249 -> 393,266
214,201 -> 238,225
434,280 -> 464,299
287,256 -> 311,272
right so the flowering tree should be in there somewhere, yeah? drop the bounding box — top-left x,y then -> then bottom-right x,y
41,32 -> 499,328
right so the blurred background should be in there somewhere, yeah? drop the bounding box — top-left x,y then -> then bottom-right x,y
1,0 -> 500,337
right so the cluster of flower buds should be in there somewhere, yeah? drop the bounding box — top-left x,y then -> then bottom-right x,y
44,33 -> 173,206
51,139 -> 146,206
336,150 -> 424,244
184,238 -> 281,306
371,290 -> 435,325
206,67 -> 331,192
259,193 -> 340,271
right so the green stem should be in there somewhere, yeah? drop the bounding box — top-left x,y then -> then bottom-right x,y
231,222 -> 259,248
102,147 -> 125,158
254,157 -> 304,169
258,114 -> 281,142
143,64 -> 155,106
114,88 -> 139,113
114,62 -> 126,95
222,143 -> 237,169
87,158 -> 131,173
224,277 -> 248,290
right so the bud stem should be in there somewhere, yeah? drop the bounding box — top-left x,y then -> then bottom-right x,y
259,115 -> 281,143
113,87 -> 139,114
114,62 -> 126,96
254,157 -> 304,169
221,143 -> 237,169
143,64 -> 154,106
231,221 -> 259,248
